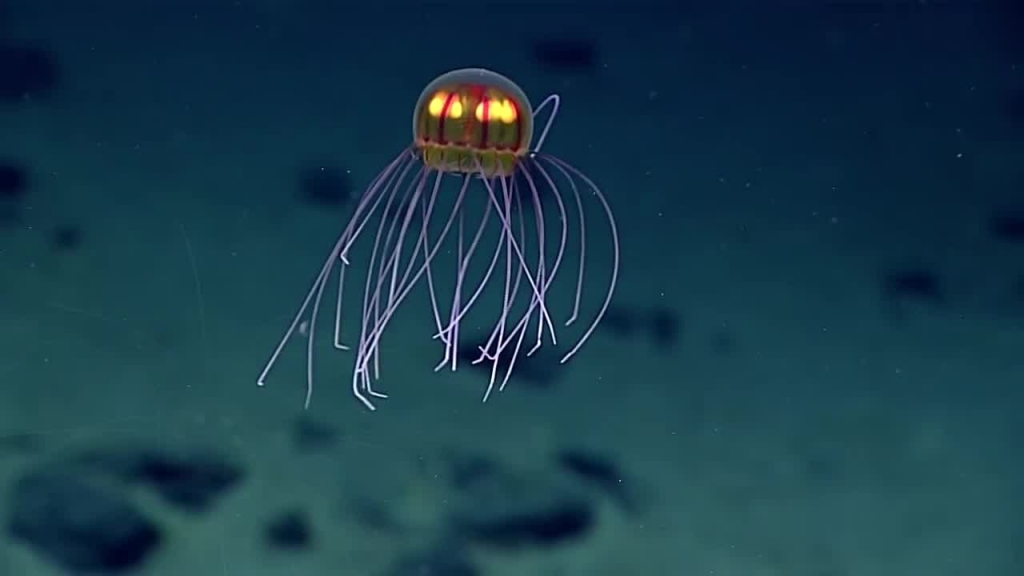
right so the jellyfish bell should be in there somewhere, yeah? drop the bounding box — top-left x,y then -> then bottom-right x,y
257,68 -> 619,412
413,68 -> 534,177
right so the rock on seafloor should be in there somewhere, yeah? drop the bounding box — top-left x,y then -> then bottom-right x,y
78,444 -> 244,513
7,467 -> 162,573
446,457 -> 597,550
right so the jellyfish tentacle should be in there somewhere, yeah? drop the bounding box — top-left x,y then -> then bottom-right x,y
530,94 -> 561,154
431,195 -> 498,343
482,162 -> 571,371
360,169 -> 443,386
474,176 -> 528,366
333,151 -> 415,349
517,161 -> 570,356
477,174 -> 558,345
384,171 -> 435,311
342,167 -> 425,407
493,186 -> 535,398
490,157 -> 583,367
481,179 -> 516,402
362,165 -> 427,385
541,155 -> 619,365
520,165 -> 548,356
332,262 -> 350,350
256,149 -> 410,399
536,157 -> 585,326
354,174 -> 468,384
389,171 -> 446,317
420,184 -> 450,345
339,150 -> 417,264
433,191 -> 496,372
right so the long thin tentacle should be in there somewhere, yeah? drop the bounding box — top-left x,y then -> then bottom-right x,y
540,155 -> 619,365
256,149 -> 413,405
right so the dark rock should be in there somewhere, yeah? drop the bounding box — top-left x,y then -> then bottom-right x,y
80,446 -> 243,513
461,498 -> 594,549
449,464 -> 595,549
557,449 -> 636,512
988,210 -> 1024,243
456,339 -> 561,389
881,267 -> 945,324
297,165 -> 352,207
0,43 -> 59,101
881,268 -> 943,305
0,161 -> 26,200
347,498 -> 402,533
292,417 -> 338,452
446,453 -> 498,491
530,39 -> 599,73
265,509 -> 311,550
647,306 -> 680,349
598,304 -> 641,339
386,542 -> 479,576
0,431 -> 39,453
7,468 -> 161,573
49,224 -> 83,251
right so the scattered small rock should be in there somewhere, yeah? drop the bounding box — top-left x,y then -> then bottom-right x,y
557,448 -> 637,513
882,267 -> 944,305
0,161 -> 27,200
881,267 -> 945,324
386,542 -> 479,576
0,43 -> 59,101
599,304 -> 641,339
264,509 -> 312,550
448,463 -> 596,549
297,165 -> 352,207
530,39 -> 599,73
647,306 -> 680,349
292,417 -> 338,452
445,453 -> 498,491
347,497 -> 403,533
48,224 -> 83,252
457,339 -> 562,390
7,467 -> 161,573
988,210 -> 1024,243
80,445 -> 243,513
0,431 -> 40,454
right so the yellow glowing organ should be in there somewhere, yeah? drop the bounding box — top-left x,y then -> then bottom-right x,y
426,92 -> 465,119
448,99 -> 463,118
427,92 -> 447,117
498,100 -> 517,123
474,99 -> 517,123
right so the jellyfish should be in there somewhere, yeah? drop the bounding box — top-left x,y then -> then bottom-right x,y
257,68 -> 619,411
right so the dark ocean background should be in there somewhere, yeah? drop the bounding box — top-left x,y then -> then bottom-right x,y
1,1 -> 1021,575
